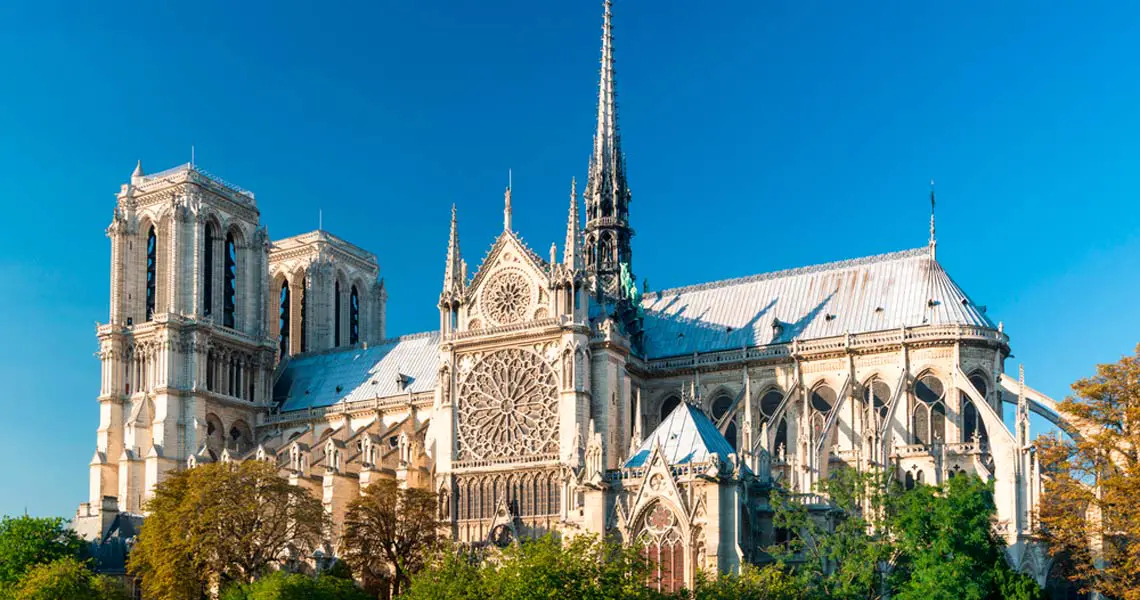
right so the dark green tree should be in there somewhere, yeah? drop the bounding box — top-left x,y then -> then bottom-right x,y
8,557 -> 127,600
219,570 -> 370,600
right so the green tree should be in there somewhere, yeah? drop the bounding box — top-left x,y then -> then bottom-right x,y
0,515 -> 87,587
220,570 -> 370,600
1036,344 -> 1140,600
129,461 -> 327,600
767,467 -> 896,599
341,480 -> 440,597
889,476 -> 1042,600
8,557 -> 127,600
687,563 -> 803,600
403,534 -> 663,600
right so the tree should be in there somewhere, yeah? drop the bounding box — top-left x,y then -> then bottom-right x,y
219,570 -> 370,600
686,564 -> 802,600
340,480 -> 440,597
767,467 -> 897,599
129,461 -> 327,599
8,557 -> 127,600
0,515 -> 87,587
402,534 -> 664,600
889,475 -> 1042,600
1037,344 -> 1140,600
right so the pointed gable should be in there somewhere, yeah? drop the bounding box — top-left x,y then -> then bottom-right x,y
625,402 -> 736,468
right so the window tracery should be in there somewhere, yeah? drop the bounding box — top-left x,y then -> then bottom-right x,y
223,233 -> 237,329
457,348 -> 559,461
145,226 -> 157,321
636,502 -> 685,594
480,269 -> 532,326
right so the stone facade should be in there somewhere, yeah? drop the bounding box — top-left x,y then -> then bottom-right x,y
76,0 -> 1070,592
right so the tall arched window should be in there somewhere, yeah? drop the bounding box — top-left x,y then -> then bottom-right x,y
863,379 -> 890,427
334,280 -> 342,347
349,285 -> 360,345
759,389 -> 783,424
810,385 -> 836,445
278,281 -> 290,357
203,223 -> 215,316
223,233 -> 237,328
300,281 -> 308,353
636,503 -> 685,594
145,226 -> 157,321
710,395 -> 737,451
913,374 -> 945,445
660,395 -> 681,422
963,373 -> 991,443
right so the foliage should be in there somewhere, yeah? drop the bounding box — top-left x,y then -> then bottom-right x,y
1036,343 -> 1140,600
685,563 -> 802,600
8,557 -> 127,600
403,534 -> 665,600
341,479 -> 440,597
0,515 -> 87,586
129,461 -> 327,600
890,475 -> 1042,600
767,467 -> 896,599
219,570 -> 371,600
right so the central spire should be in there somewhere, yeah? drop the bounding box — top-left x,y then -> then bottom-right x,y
584,0 -> 633,299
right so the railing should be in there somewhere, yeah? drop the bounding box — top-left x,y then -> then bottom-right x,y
446,318 -> 562,341
136,163 -> 256,204
944,441 -> 989,455
893,444 -> 931,458
646,324 -> 1009,372
454,453 -> 560,470
259,391 -> 435,425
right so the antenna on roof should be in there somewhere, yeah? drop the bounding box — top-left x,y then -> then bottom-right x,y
319,208 -> 323,231
928,179 -> 937,260
191,144 -> 196,168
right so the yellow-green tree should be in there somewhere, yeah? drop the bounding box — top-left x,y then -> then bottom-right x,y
1037,344 -> 1140,600
340,480 -> 440,597
128,461 -> 327,600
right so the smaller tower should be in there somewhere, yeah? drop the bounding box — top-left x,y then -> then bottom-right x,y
440,205 -> 464,335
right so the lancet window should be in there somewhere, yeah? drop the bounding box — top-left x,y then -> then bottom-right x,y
278,281 -> 290,358
300,280 -> 308,353
203,223 -> 215,316
636,502 -> 686,594
223,233 -> 237,328
863,378 -> 891,432
962,372 -> 989,443
350,284 -> 360,345
759,389 -> 783,424
710,394 -> 737,451
810,385 -> 837,447
913,374 -> 947,446
334,280 -> 342,347
145,226 -> 157,321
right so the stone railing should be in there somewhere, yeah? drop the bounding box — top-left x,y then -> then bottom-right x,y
646,324 -> 1008,372
944,440 -> 989,456
893,444 -> 932,458
446,318 -> 562,342
259,391 -> 434,425
454,453 -> 560,470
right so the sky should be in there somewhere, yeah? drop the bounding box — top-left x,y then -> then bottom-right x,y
1,0 -> 1139,518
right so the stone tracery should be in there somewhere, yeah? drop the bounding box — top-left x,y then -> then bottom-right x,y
457,348 -> 559,461
481,269 -> 532,325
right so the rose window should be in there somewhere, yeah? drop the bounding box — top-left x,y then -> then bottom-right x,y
481,270 -> 531,325
457,348 -> 559,461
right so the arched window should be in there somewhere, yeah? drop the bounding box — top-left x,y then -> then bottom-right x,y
710,395 -> 737,451
660,395 -> 681,422
203,223 -> 214,316
759,389 -> 783,424
963,372 -> 991,443
636,503 -> 685,594
774,416 -> 789,458
904,471 -> 915,491
350,285 -> 360,345
278,281 -> 290,357
145,226 -> 157,321
334,280 -> 342,347
916,470 -> 926,485
914,374 -> 945,446
300,280 -> 308,353
810,385 -> 836,444
863,379 -> 890,428
223,233 -> 237,328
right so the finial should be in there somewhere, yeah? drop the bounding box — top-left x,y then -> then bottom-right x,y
191,144 -> 196,168
928,179 -> 937,260
131,160 -> 145,182
550,242 -> 557,265
504,185 -> 512,231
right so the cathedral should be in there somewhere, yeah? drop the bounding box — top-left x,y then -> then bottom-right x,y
75,0 -> 1073,592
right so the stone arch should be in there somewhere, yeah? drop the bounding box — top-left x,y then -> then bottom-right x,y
228,419 -> 253,454
861,375 -> 892,433
204,413 -> 224,454
757,385 -> 784,424
808,382 -> 837,446
708,389 -> 738,451
333,269 -> 350,348
270,271 -> 291,357
913,370 -> 947,445
221,224 -> 247,330
632,499 -> 688,594
659,393 -> 682,423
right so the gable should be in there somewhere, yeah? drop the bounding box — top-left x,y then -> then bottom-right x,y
463,232 -> 552,329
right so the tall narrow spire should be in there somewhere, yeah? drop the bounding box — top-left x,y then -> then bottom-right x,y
928,179 -> 937,260
443,204 -> 463,295
564,177 -> 582,268
584,0 -> 634,298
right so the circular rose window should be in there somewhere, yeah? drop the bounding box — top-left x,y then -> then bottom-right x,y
481,270 -> 531,326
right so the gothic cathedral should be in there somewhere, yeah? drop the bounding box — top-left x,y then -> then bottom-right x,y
76,1 -> 1068,591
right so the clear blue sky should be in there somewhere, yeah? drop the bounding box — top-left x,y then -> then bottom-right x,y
2,0 -> 1138,518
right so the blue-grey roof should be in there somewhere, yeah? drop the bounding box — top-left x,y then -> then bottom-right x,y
274,332 -> 439,412
625,402 -> 737,468
640,248 -> 993,359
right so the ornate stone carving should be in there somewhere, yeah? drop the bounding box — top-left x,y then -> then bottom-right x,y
480,269 -> 532,326
457,348 -> 558,461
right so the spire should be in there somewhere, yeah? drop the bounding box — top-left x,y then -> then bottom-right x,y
584,0 -> 634,297
442,204 -> 463,295
131,160 -> 144,183
928,179 -> 937,260
564,177 -> 582,268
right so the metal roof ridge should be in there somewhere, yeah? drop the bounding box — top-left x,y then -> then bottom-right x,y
649,247 -> 929,299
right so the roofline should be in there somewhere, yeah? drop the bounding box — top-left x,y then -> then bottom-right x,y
649,247 -> 930,298
283,330 -> 440,362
